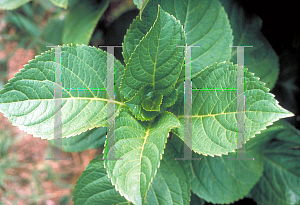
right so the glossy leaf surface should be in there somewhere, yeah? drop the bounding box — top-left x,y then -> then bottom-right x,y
104,111 -> 180,205
123,0 -> 233,76
48,126 -> 106,152
121,6 -> 185,101
0,44 -> 126,139
250,121 -> 300,205
62,0 -> 109,44
172,62 -> 293,156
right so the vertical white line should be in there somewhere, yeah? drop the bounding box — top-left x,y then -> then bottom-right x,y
46,45 -> 70,160
229,45 -> 253,160
106,46 -> 115,160
184,46 -> 192,159
236,46 -> 245,159
175,45 -> 200,161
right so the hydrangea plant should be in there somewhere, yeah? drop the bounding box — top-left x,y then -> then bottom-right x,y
0,0 -> 299,204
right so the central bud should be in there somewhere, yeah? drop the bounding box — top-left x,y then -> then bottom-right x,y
141,88 -> 163,111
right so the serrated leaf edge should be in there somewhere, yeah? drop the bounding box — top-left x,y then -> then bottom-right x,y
0,43 -> 129,140
174,61 -> 294,157
120,5 -> 186,101
103,111 -> 180,204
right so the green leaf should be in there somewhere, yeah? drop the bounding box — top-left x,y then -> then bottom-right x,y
0,0 -> 31,10
123,0 -> 233,75
160,88 -> 178,109
249,121 -> 300,205
39,14 -> 65,53
139,0 -> 149,19
73,154 -> 131,204
220,0 -> 279,90
0,44 -> 127,139
50,0 -> 68,9
125,85 -> 160,121
62,0 -> 109,45
191,148 -> 264,204
141,90 -> 163,111
190,192 -> 205,205
245,119 -> 287,153
172,62 -> 293,156
48,126 -> 106,152
6,12 -> 41,37
121,5 -> 185,102
124,79 -> 178,122
133,0 -> 144,9
168,130 -> 186,155
168,82 -> 184,115
73,140 -> 190,205
145,141 -> 191,205
104,110 -> 180,205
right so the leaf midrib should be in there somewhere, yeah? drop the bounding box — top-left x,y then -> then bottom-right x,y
152,8 -> 161,90
263,153 -> 300,179
0,97 -> 127,106
140,120 -> 153,201
175,110 -> 289,119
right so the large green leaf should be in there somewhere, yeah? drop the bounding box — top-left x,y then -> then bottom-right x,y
62,0 -> 109,45
245,119 -> 287,153
104,110 -> 180,205
172,62 -> 293,156
169,131 -> 262,204
72,154 -> 131,205
249,121 -> 300,205
120,5 -> 185,101
220,0 -> 279,90
0,44 -> 126,139
123,0 -> 233,76
0,0 -> 31,10
145,140 -> 191,205
50,0 -> 68,9
73,140 -> 190,204
191,148 -> 263,204
48,126 -> 106,152
39,14 -> 65,53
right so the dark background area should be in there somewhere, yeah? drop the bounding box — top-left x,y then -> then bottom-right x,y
240,0 -> 300,131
